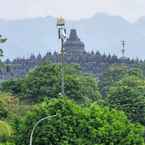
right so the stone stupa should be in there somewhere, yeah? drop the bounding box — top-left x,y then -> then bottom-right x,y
64,29 -> 85,56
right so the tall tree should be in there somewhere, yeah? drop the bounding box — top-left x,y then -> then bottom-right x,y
107,75 -> 145,125
99,64 -> 128,96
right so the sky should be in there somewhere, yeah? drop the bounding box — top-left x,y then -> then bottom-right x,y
0,0 -> 145,22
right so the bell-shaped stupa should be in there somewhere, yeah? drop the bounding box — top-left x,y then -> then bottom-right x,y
64,29 -> 85,55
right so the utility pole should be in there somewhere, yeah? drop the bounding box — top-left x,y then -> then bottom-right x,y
61,38 -> 64,96
57,17 -> 66,96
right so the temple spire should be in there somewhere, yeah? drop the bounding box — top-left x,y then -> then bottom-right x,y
69,29 -> 79,40
64,29 -> 85,55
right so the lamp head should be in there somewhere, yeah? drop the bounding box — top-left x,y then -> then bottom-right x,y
57,16 -> 65,27
57,16 -> 66,39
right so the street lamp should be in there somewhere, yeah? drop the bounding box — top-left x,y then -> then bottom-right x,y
57,16 -> 66,96
29,115 -> 57,145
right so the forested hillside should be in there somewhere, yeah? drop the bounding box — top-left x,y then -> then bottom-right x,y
1,61 -> 145,144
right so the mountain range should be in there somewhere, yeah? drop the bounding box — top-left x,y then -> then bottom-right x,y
1,13 -> 145,59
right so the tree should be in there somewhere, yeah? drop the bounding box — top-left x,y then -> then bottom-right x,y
98,64 -> 128,96
0,35 -> 7,68
107,75 -> 145,125
15,97 -> 145,145
0,120 -> 13,144
1,79 -> 23,97
1,63 -> 101,103
0,93 -> 28,144
99,64 -> 144,96
0,92 -> 19,120
0,35 -> 7,57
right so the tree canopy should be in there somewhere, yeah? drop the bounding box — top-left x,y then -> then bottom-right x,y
14,97 -> 145,145
99,64 -> 144,96
1,62 -> 145,144
1,63 -> 101,103
0,92 -> 18,120
107,75 -> 145,125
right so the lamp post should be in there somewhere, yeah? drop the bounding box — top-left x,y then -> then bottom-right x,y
57,17 -> 66,96
29,115 -> 57,145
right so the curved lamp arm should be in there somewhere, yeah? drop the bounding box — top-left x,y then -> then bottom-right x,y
29,114 -> 57,145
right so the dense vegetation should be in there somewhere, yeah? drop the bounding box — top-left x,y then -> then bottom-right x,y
1,63 -> 101,103
1,62 -> 145,144
107,75 -> 145,125
15,97 -> 145,145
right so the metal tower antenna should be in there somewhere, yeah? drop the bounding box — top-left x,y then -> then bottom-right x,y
121,40 -> 127,58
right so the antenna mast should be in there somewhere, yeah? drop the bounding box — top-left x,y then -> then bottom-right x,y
121,40 -> 126,58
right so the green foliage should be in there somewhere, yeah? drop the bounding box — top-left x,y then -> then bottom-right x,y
1,79 -> 23,96
107,75 -> 145,125
0,143 -> 15,145
1,63 -> 101,103
0,120 -> 13,144
0,99 -> 8,119
0,35 -> 7,58
0,35 -> 7,43
0,92 -> 29,144
99,64 -> 128,96
0,92 -> 19,120
128,67 -> 144,78
0,121 -> 12,137
15,97 -> 145,145
99,64 -> 144,96
0,93 -> 12,119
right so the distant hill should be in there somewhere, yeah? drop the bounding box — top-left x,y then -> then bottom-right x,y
1,13 -> 145,59
134,16 -> 145,37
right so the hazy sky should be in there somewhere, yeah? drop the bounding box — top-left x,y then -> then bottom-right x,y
0,0 -> 145,21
